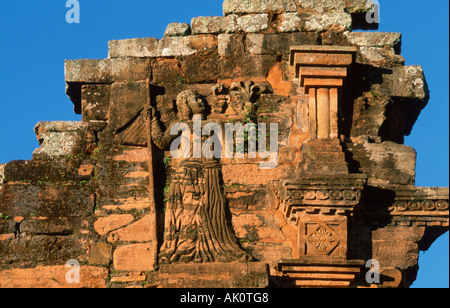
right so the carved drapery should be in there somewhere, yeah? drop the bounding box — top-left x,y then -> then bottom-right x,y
147,86 -> 267,264
159,158 -> 249,263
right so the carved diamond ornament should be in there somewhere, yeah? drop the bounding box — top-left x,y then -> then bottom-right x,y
306,224 -> 340,255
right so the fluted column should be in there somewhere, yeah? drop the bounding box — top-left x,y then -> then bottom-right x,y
290,46 -> 356,140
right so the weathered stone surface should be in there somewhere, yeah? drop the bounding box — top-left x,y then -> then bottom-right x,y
20,219 -> 74,236
191,15 -> 239,34
297,0 -> 346,12
223,164 -> 286,186
233,210 -> 290,247
153,262 -> 270,288
298,139 -> 350,174
225,186 -> 271,211
94,147 -> 150,213
223,0 -> 374,16
244,242 -> 294,263
0,234 -> 14,241
110,58 -> 151,81
342,33 -> 404,68
108,36 -> 218,58
81,84 -> 110,122
191,14 -> 269,34
2,159 -> 94,184
65,58 -> 150,115
153,58 -> 183,84
344,31 -> 402,50
110,272 -> 146,284
372,226 -> 425,272
221,54 -> 277,79
320,30 -> 348,45
178,53 -> 277,83
247,32 -> 319,59
357,46 -> 405,67
33,121 -> 96,158
89,241 -> 112,265
346,142 -> 417,186
179,55 -> 221,83
0,183 -> 94,218
107,215 -> 154,243
108,80 -> 148,133
108,37 -> 158,58
345,66 -> 429,144
344,0 -> 376,14
302,12 -> 352,32
0,235 -> 86,264
164,22 -> 191,37
266,62 -> 293,96
223,0 -> 297,16
94,214 -> 134,236
277,12 -> 352,32
186,34 -> 218,56
0,164 -> 6,186
344,66 -> 428,144
113,243 -> 155,271
0,265 -> 108,288
237,14 -> 269,32
65,59 -> 111,83
218,34 -> 245,57
65,58 -> 151,84
298,0 -> 375,13
381,66 -> 429,100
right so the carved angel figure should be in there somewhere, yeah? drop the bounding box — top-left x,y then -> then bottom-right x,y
152,90 -> 250,264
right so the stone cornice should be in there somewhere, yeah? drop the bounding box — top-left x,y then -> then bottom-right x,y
389,187 -> 449,227
282,174 -> 367,221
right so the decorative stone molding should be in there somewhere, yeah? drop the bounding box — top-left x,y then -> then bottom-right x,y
297,213 -> 347,258
276,259 -> 365,288
389,187 -> 449,227
290,46 -> 357,139
281,174 -> 366,262
283,174 -> 367,221
391,200 -> 449,213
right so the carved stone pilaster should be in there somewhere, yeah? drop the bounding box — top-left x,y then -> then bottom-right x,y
282,174 -> 367,260
290,46 -> 357,177
290,46 -> 357,140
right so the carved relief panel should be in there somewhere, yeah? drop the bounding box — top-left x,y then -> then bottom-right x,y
297,213 -> 347,259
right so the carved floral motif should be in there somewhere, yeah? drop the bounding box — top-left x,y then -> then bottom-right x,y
391,200 -> 449,212
307,225 -> 339,254
286,189 -> 361,201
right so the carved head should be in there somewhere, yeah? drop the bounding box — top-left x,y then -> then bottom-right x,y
211,84 -> 230,114
176,90 -> 206,120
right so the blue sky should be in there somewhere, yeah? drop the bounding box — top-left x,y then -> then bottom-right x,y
0,0 -> 448,288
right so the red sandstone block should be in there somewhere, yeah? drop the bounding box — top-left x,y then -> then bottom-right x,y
113,243 -> 155,271
0,265 -> 108,288
81,84 -> 110,122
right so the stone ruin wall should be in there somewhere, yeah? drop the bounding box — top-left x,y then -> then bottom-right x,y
0,0 -> 448,288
